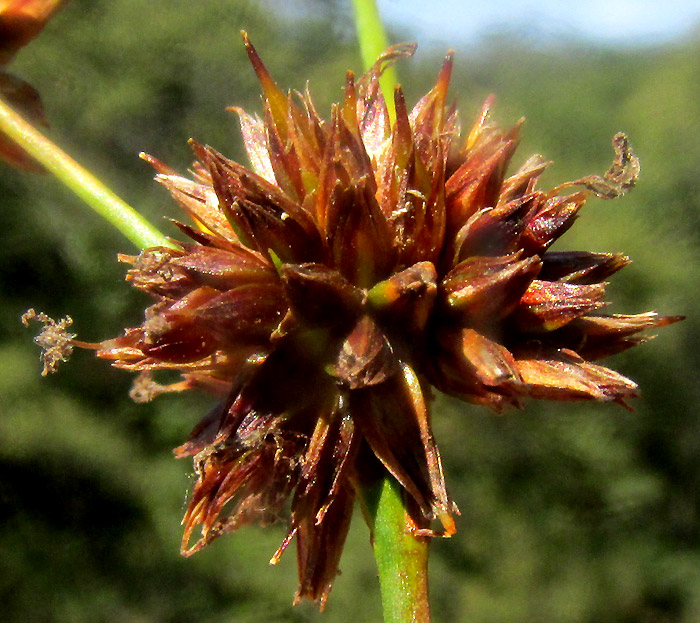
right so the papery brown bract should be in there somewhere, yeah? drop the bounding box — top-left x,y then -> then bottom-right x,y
92,35 -> 681,608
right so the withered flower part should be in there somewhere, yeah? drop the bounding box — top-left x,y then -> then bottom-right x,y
39,36 -> 681,608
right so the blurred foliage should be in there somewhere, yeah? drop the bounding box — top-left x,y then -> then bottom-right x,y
0,1 -> 697,622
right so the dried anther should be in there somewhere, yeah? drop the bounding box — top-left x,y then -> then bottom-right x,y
22,308 -> 75,375
39,35 -> 681,609
556,132 -> 640,199
128,371 -> 193,403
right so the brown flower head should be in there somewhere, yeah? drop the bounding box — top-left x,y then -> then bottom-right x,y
72,36 -> 680,607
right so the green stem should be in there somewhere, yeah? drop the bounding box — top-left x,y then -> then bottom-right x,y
351,0 -> 397,121
352,6 -> 428,619
366,475 -> 432,623
0,96 -> 172,250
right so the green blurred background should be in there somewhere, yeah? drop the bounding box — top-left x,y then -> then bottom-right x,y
1,1 -> 697,621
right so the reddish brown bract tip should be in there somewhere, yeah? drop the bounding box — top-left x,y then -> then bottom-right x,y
0,0 -> 65,171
